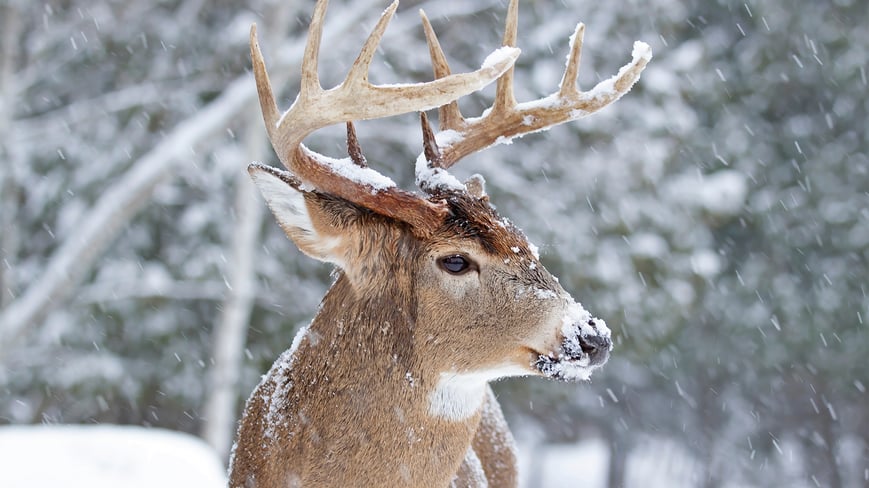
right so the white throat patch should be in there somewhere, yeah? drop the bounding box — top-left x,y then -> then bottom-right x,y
428,366 -> 530,421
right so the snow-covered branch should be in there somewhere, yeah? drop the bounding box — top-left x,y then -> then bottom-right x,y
0,3 -> 21,310
14,77 -> 217,140
0,73 -> 254,355
75,279 -> 243,306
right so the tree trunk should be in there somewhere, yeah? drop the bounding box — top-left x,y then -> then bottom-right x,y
200,0 -> 297,461
606,435 -> 627,488
0,3 -> 21,310
201,107 -> 266,461
819,408 -> 844,488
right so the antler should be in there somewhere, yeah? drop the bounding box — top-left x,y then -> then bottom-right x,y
250,0 -> 519,232
418,0 -> 652,175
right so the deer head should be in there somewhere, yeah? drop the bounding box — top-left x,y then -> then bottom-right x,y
232,0 -> 649,485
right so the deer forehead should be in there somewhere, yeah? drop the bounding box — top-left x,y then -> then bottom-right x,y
303,190 -> 539,271
428,193 -> 537,257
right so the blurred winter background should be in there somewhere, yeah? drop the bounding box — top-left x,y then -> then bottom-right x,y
1,0 -> 867,486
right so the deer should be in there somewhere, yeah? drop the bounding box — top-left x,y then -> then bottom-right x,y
228,0 -> 650,486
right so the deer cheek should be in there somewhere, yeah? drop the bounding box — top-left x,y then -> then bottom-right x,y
441,277 -> 480,302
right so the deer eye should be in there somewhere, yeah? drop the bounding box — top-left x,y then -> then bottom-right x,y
439,255 -> 475,275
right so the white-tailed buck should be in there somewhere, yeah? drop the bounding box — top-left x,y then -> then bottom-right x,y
229,0 -> 649,486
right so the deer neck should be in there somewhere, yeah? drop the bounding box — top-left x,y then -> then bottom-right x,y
284,271 -> 483,484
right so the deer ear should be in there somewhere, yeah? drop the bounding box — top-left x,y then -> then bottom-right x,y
248,163 -> 347,266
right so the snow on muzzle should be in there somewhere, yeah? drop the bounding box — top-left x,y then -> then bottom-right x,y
534,303 -> 612,381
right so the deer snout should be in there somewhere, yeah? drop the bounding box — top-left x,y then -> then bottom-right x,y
532,305 -> 613,381
577,333 -> 611,366
560,315 -> 611,366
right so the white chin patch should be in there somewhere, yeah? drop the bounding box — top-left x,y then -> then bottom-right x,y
534,356 -> 595,382
428,366 -> 530,421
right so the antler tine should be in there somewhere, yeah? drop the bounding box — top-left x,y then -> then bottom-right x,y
347,0 -> 398,86
419,112 -> 443,168
613,49 -> 650,92
492,0 -> 519,115
346,122 -> 367,168
249,24 -> 280,143
559,23 -> 585,98
300,0 -> 329,96
419,9 -> 465,132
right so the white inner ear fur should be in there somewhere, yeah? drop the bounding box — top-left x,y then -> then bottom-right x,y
429,366 -> 531,421
249,169 -> 344,267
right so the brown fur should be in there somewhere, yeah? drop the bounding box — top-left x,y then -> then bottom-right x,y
230,183 -> 573,487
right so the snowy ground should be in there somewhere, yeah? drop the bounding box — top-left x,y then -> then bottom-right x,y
0,424 -> 708,488
518,437 -> 702,488
0,425 -> 226,488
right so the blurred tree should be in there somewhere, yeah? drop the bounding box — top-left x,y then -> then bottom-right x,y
1,0 -> 866,486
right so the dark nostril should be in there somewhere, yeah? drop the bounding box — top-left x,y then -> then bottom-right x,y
579,334 -> 612,356
579,338 -> 598,355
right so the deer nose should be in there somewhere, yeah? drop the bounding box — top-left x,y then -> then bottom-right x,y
578,334 -> 611,366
